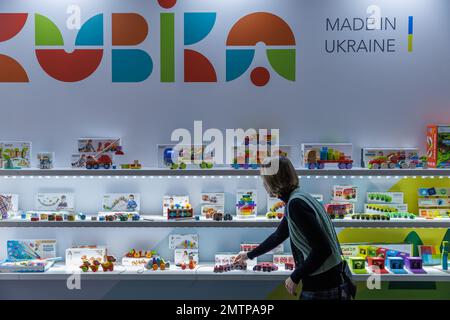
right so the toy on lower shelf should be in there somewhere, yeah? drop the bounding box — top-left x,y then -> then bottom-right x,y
367,257 -> 389,274
214,263 -> 247,273
253,262 -> 278,272
385,257 -> 407,274
0,257 -> 61,273
404,257 -> 426,274
348,257 -> 367,274
80,255 -> 116,272
145,256 -> 170,271
167,203 -> 194,220
350,213 -> 391,221
325,203 -> 348,219
120,160 -> 142,169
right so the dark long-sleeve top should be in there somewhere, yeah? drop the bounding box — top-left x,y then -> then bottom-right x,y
247,196 -> 342,291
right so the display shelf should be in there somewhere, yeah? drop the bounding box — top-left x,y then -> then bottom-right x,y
0,216 -> 280,228
0,167 -> 449,177
1,216 -> 449,228
1,263 -> 449,282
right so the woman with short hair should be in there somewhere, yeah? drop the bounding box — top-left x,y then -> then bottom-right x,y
234,157 -> 356,300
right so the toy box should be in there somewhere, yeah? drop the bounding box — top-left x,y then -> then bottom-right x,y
121,250 -> 158,267
200,193 -> 225,219
78,138 -> 122,154
236,190 -> 257,218
7,239 -> 57,260
240,243 -> 283,255
273,254 -> 295,266
361,148 -> 421,169
162,195 -> 190,217
0,259 -> 58,273
0,141 -> 31,169
65,246 -> 107,268
158,144 -> 214,169
364,203 -> 408,214
332,186 -> 358,203
366,192 -> 404,204
0,194 -> 19,220
419,245 -> 442,266
37,152 -> 54,169
102,193 -> 140,212
427,125 -> 450,168
35,193 -> 75,212
174,249 -> 199,266
301,143 -> 353,169
348,257 -> 367,274
215,253 -> 257,268
72,138 -> 124,169
169,234 -> 199,249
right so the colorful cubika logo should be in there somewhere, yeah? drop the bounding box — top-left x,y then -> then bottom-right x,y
34,12 -> 152,83
0,13 -> 29,82
0,1 -> 296,85
226,12 -> 296,87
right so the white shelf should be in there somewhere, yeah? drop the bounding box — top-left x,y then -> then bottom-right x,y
1,263 -> 449,282
1,216 -> 449,228
0,167 -> 448,177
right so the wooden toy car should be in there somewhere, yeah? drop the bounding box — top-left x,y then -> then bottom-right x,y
266,212 -> 284,219
86,154 -> 113,169
306,147 -> 353,170
120,160 -> 142,169
214,263 -> 247,273
223,213 -> 233,221
253,262 -> 278,272
213,211 -> 224,221
167,203 -> 194,220
325,203 -> 347,219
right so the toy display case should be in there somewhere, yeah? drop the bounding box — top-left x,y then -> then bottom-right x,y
301,143 -> 353,169
348,257 -> 367,274
385,257 -> 408,274
405,257 -> 426,274
361,147 -> 424,169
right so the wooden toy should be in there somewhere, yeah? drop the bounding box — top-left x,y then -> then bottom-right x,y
214,263 -> 247,273
350,213 -> 390,220
385,257 -> 407,274
120,160 -> 142,169
325,203 -> 347,219
404,257 -> 426,274
348,257 -> 367,274
232,136 -> 259,169
303,144 -> 353,170
362,148 -> 425,169
253,262 -> 278,272
367,257 -> 389,274
37,152 -> 54,169
236,191 -> 257,218
167,203 -> 194,220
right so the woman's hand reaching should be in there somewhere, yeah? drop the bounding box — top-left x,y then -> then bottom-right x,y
285,277 -> 298,296
232,251 -> 249,266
